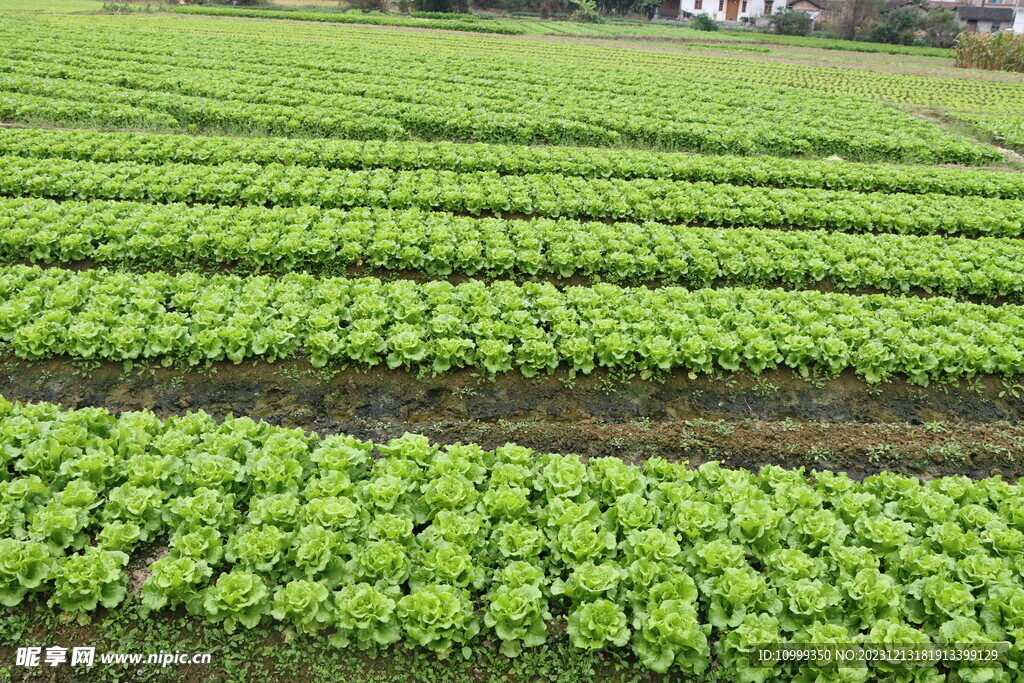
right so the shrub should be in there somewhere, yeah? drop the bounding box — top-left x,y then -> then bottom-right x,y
870,6 -> 925,45
689,13 -> 718,30
572,0 -> 603,22
769,9 -> 812,36
414,0 -> 471,13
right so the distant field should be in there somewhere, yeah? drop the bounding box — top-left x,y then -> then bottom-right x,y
165,2 -> 957,57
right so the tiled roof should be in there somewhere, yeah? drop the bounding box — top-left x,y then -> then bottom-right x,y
956,5 -> 1013,20
790,0 -> 827,9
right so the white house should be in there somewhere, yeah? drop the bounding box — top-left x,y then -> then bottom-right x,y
656,0 -> 779,22
935,0 -> 1024,33
956,3 -> 1016,31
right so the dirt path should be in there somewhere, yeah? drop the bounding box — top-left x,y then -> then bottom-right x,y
3,355 -> 1022,479
914,109 -> 1024,167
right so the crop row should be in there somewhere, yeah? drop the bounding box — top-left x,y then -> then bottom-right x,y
0,19 -> 999,163
0,77 -> 408,142
2,156 -> 1022,237
1,128 -> 1021,199
5,198 -> 1024,301
171,6 -> 527,35
0,91 -> 178,130
1,265 -> 1022,384
2,398 -> 1022,677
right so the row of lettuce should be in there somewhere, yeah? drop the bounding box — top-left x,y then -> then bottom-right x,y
3,157 -> 1022,237
0,20 -> 1000,163
1,265 -> 1022,384
4,199 -> 1024,301
1,399 -> 1021,678
0,128 -> 1019,199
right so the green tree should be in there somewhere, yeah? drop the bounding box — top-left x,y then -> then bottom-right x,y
922,8 -> 961,48
871,5 -> 924,44
769,9 -> 812,35
572,0 -> 603,22
836,0 -> 884,40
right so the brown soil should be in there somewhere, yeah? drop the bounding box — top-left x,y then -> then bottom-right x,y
391,417 -> 1022,480
3,355 -> 1022,479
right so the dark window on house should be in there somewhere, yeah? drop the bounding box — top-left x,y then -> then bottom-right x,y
718,0 -> 724,10
695,0 -> 703,9
765,0 -> 773,12
991,22 -> 1001,30
741,0 -> 747,11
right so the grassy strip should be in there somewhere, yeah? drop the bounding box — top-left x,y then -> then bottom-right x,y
951,113 -> 1024,153
171,5 -> 526,35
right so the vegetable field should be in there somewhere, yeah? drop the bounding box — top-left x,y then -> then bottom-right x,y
1,1 -> 1023,681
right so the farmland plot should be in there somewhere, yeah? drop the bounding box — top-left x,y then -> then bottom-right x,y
0,3 -> 1023,681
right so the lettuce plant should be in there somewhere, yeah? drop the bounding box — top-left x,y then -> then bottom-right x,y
484,584 -> 550,656
410,539 -> 484,590
715,613 -> 782,683
140,555 -> 212,616
777,579 -> 842,632
703,567 -> 778,630
50,548 -> 128,619
100,484 -> 165,538
396,584 -> 480,656
200,570 -> 269,633
285,524 -> 346,585
550,561 -> 625,602
346,540 -> 410,587
330,582 -> 400,649
170,527 -> 224,565
166,487 -> 238,537
95,521 -> 143,553
631,599 -> 710,674
224,525 -> 290,575
269,579 -> 333,633
0,538 -> 52,606
28,503 -> 88,551
906,576 -> 975,627
567,599 -> 630,650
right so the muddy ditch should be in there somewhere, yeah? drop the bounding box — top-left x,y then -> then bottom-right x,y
2,355 -> 1023,479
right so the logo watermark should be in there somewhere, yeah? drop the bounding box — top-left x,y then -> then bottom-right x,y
15,646 -> 212,668
754,643 -> 1010,668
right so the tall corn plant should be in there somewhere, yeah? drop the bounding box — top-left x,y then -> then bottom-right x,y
955,31 -> 1024,73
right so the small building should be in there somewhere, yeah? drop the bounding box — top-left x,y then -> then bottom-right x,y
657,0 -> 779,22
787,0 -> 839,24
956,4 -> 1015,31
1007,0 -> 1024,32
